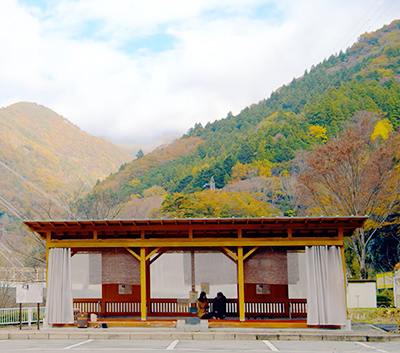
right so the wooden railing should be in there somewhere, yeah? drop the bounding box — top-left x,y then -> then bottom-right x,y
245,301 -> 285,317
73,299 -> 140,317
289,300 -> 307,318
73,300 -> 101,315
73,298 -> 307,318
150,299 -> 191,316
244,300 -> 307,318
106,301 -> 141,314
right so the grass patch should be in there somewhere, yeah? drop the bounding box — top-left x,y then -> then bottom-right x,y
348,308 -> 400,324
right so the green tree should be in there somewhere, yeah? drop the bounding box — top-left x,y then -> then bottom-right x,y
136,149 -> 144,159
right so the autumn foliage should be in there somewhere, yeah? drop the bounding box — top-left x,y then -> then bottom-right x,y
297,115 -> 400,278
153,190 -> 280,218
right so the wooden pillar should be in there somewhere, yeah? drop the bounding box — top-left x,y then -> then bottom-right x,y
140,228 -> 147,319
19,303 -> 22,330
140,247 -> 147,321
237,246 -> 245,321
46,231 -> 51,286
338,228 -> 348,310
191,250 -> 195,292
37,303 -> 40,330
146,255 -> 151,318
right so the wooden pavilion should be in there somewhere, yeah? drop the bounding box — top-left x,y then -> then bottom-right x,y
24,216 -> 367,328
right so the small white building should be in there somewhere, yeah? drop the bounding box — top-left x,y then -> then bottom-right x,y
347,279 -> 377,308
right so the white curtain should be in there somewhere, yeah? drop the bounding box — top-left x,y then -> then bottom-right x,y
45,248 -> 74,324
305,246 -> 346,326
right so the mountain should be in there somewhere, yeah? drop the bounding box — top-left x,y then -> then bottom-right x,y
0,102 -> 132,219
113,134 -> 181,157
2,21 -> 400,278
78,20 -> 400,221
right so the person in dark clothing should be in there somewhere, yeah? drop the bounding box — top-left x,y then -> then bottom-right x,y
212,292 -> 226,319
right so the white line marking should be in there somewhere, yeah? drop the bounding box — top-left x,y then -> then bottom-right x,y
64,339 -> 93,350
356,341 -> 388,353
263,340 -> 279,351
166,340 -> 179,350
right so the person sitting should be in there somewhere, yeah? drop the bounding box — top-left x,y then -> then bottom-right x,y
212,292 -> 227,319
196,291 -> 214,319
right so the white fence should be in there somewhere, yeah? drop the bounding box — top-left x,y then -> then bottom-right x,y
0,307 -> 45,326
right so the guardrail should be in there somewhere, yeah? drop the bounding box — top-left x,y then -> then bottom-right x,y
0,307 -> 45,326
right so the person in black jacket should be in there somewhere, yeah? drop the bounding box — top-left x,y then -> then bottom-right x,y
212,292 -> 226,319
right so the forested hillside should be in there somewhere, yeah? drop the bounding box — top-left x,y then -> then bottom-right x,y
74,20 -> 400,278
83,20 -> 400,213
0,102 -> 132,220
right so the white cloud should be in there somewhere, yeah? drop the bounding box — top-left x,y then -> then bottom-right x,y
1,0 -> 400,144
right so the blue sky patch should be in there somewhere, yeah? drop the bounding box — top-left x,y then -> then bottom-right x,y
202,7 -> 237,21
250,2 -> 285,22
121,33 -> 177,54
74,19 -> 106,40
19,0 -> 49,11
201,2 -> 284,23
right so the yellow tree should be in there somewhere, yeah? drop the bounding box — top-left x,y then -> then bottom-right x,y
297,116 -> 400,278
154,190 -> 280,218
308,124 -> 328,143
371,118 -> 394,141
231,160 -> 273,182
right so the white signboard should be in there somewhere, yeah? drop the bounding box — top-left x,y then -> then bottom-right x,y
16,284 -> 43,304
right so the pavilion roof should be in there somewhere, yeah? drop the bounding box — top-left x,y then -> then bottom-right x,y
24,216 -> 368,241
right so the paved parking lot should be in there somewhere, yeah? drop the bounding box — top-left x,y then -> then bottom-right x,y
1,339 -> 400,352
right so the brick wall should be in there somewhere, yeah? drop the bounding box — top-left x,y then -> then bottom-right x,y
244,247 -> 288,284
102,249 -> 140,284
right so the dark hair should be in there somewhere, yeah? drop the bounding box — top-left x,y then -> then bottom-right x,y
198,291 -> 207,302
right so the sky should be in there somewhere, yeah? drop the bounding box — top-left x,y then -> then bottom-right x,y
1,0 -> 400,147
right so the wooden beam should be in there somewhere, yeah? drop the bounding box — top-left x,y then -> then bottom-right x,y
338,227 -> 344,242
145,247 -> 162,261
149,251 -> 164,265
46,237 -> 344,249
220,249 -> 237,263
243,246 -> 259,261
125,248 -> 140,261
222,247 -> 238,261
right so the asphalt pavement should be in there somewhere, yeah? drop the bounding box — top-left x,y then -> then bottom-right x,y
1,338 -> 400,353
